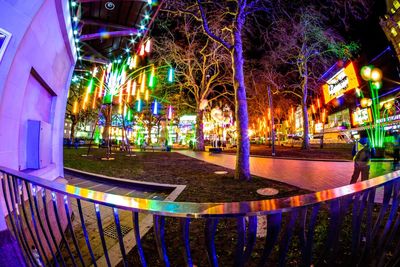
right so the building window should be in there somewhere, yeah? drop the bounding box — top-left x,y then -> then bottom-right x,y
395,1 -> 400,10
392,27 -> 398,36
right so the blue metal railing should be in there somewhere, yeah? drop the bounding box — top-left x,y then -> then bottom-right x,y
1,166 -> 400,266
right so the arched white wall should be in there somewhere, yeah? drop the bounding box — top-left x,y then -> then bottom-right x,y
0,0 -> 76,230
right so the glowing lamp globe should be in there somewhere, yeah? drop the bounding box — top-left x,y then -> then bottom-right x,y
370,68 -> 382,82
361,66 -> 373,81
384,102 -> 393,110
367,98 -> 372,107
360,98 -> 368,108
371,81 -> 382,90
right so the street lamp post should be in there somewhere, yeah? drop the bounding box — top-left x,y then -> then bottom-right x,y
360,65 -> 384,155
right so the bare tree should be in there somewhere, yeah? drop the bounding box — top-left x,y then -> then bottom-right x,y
154,15 -> 231,151
164,0 -> 270,180
268,6 -> 358,149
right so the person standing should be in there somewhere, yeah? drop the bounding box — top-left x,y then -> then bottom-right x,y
350,137 -> 371,184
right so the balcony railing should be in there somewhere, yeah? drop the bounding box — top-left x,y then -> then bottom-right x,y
1,165 -> 400,266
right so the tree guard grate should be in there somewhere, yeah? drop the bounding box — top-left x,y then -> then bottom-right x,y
103,223 -> 132,240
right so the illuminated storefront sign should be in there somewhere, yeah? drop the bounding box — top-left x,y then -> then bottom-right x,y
352,108 -> 372,126
323,62 -> 360,104
376,114 -> 400,124
315,122 -> 323,133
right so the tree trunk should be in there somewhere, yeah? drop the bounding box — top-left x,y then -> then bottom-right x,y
301,67 -> 310,150
232,20 -> 250,181
195,109 -> 205,151
147,124 -> 152,144
70,117 -> 77,141
103,106 -> 112,142
267,86 -> 275,156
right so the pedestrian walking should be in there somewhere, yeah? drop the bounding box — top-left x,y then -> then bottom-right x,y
393,132 -> 400,170
350,137 -> 371,184
74,138 -> 79,150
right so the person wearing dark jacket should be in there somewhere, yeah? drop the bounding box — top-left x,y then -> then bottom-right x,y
350,137 -> 371,184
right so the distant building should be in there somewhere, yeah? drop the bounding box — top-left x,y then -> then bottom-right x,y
380,0 -> 400,61
64,119 -> 72,139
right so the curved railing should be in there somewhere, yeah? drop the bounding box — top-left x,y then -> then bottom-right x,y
2,165 -> 400,266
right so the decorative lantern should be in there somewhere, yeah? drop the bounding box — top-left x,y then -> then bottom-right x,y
360,98 -> 369,108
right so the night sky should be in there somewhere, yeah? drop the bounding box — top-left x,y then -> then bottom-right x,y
350,1 -> 389,60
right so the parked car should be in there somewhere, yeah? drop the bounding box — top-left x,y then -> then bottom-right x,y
287,134 -> 302,140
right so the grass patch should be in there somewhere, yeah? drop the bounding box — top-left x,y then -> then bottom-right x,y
64,148 -> 309,202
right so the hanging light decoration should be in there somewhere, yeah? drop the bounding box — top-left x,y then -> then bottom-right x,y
130,55 -> 138,69
83,79 -> 93,109
92,66 -> 98,77
126,79 -> 132,103
123,104 -> 127,117
132,80 -> 137,96
136,89 -> 141,100
149,65 -> 155,88
138,71 -> 143,84
118,85 -> 123,104
137,99 -> 142,112
145,89 -> 149,101
73,100 -> 78,114
98,70 -> 105,98
140,72 -> 146,93
139,44 -> 145,56
168,105 -> 173,119
168,67 -> 174,83
145,39 -> 151,53
153,100 -> 158,115
92,87 -> 97,109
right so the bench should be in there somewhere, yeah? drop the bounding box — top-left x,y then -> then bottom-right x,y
141,145 -> 166,152
209,147 -> 223,154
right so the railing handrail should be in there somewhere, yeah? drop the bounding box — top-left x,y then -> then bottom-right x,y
1,165 -> 399,218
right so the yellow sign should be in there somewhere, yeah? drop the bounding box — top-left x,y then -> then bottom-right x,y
352,108 -> 372,126
323,62 -> 360,104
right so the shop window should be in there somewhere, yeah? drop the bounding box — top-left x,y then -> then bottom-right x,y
392,27 -> 398,36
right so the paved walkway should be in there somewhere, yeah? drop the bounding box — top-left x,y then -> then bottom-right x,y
178,150 -> 394,192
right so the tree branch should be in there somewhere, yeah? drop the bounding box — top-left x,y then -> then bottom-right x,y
197,0 -> 233,51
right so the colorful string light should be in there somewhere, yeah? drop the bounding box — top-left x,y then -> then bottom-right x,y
168,67 -> 174,82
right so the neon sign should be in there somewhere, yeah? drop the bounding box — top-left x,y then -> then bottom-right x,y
323,62 -> 360,104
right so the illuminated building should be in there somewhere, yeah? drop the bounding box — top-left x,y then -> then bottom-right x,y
380,0 -> 400,62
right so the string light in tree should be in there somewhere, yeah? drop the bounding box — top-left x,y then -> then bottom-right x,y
145,39 -> 151,53
168,67 -> 174,83
149,65 -> 155,88
73,100 -> 78,114
132,80 -> 137,96
153,100 -> 158,115
168,105 -> 173,120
